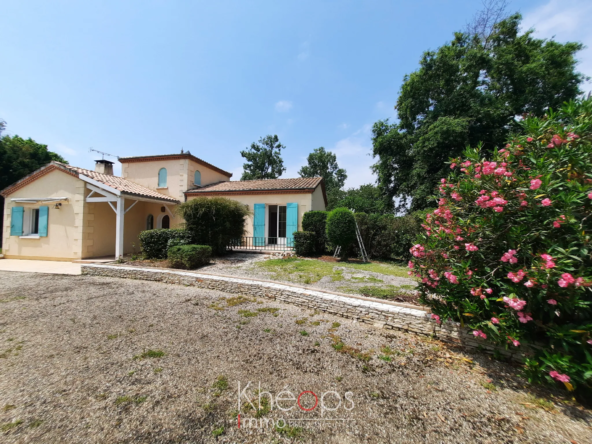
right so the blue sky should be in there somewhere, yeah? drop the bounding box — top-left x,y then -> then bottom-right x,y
1,0 -> 590,188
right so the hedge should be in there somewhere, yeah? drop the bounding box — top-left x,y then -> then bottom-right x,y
168,245 -> 212,269
302,211 -> 328,255
139,229 -> 193,259
293,231 -> 316,256
326,208 -> 356,260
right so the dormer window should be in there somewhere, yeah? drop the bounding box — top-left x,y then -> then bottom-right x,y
158,168 -> 167,188
194,170 -> 201,186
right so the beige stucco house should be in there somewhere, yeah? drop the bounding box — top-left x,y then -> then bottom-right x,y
1,153 -> 326,261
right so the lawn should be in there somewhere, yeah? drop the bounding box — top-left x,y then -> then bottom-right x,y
0,271 -> 590,443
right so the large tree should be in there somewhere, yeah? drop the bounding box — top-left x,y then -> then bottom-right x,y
0,133 -> 68,246
372,14 -> 585,212
240,134 -> 286,180
298,147 -> 347,209
334,184 -> 393,215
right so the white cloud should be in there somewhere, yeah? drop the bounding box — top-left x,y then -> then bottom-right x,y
522,0 -> 592,92
275,100 -> 293,112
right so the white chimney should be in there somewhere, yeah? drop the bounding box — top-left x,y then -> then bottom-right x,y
95,159 -> 114,175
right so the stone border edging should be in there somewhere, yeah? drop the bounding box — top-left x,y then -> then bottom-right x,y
81,264 -> 525,360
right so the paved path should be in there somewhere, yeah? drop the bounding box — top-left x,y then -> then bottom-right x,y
0,259 -> 81,275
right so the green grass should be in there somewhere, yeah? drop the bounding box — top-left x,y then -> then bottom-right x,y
338,285 -> 416,300
256,307 -> 279,314
275,424 -> 304,438
299,330 -> 309,336
1,420 -> 23,431
133,349 -> 165,360
212,426 -> 225,437
28,419 -> 43,428
212,375 -> 229,391
237,310 -> 258,318
153,367 -> 163,374
255,257 -> 410,284
115,395 -> 147,405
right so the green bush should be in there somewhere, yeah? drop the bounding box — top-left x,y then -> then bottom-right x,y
302,211 -> 328,255
293,231 -> 316,256
411,99 -> 592,398
168,245 -> 212,269
326,208 -> 356,260
178,197 -> 250,255
139,229 -> 193,259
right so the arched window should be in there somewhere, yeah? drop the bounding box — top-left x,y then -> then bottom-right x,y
157,214 -> 170,229
194,170 -> 201,186
158,168 -> 167,187
146,214 -> 154,230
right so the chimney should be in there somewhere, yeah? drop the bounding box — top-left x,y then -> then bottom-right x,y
95,159 -> 114,175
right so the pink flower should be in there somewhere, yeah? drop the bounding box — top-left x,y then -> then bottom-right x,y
473,330 -> 487,339
451,192 -> 462,201
493,206 -> 504,212
588,340 -> 592,345
527,137 -> 533,142
453,245 -> 459,250
549,371 -> 570,383
541,198 -> 552,207
588,192 -> 592,199
444,272 -> 459,284
410,244 -> 425,258
508,336 -> 520,347
557,273 -> 576,288
475,174 -> 482,179
465,243 -> 479,252
530,179 -> 542,190
507,269 -> 526,283
553,221 -> 561,228
491,317 -> 499,324
466,270 -> 473,277
450,163 -> 457,169
524,280 -> 535,288
440,178 -> 446,184
501,250 -> 518,264
547,299 -> 557,305
431,314 -> 441,325
408,261 -> 414,269
520,200 -> 528,207
485,288 -> 493,294
517,312 -> 533,323
503,296 -> 527,311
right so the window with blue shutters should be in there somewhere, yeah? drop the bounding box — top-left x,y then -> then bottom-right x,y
158,168 -> 167,187
253,204 -> 266,246
38,206 -> 49,237
10,207 -> 24,236
286,203 -> 298,246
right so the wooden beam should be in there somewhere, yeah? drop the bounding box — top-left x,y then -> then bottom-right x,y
124,200 -> 139,214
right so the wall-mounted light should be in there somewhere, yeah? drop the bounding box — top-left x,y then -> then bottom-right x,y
54,203 -> 62,209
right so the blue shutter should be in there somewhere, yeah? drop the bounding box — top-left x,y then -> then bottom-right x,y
253,204 -> 266,246
194,170 -> 201,186
10,207 -> 24,236
158,168 -> 167,187
286,203 -> 298,247
39,206 -> 49,237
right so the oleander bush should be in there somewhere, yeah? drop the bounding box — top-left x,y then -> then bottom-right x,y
293,231 -> 317,257
410,99 -> 592,398
168,245 -> 212,269
139,228 -> 193,259
302,211 -> 328,255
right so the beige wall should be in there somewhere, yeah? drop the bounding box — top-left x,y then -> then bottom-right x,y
2,170 -> 84,261
311,186 -> 326,211
121,158 -> 230,203
186,193 -> 314,237
187,159 -> 229,190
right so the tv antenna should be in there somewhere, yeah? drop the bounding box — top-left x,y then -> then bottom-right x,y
89,147 -> 119,160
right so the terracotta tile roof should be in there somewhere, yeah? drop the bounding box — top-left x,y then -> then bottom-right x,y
1,161 -> 178,203
118,153 -> 232,177
186,177 -> 323,193
54,162 -> 180,203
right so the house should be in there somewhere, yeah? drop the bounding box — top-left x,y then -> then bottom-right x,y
1,152 -> 326,261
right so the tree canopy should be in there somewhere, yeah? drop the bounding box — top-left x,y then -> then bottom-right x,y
298,147 -> 347,209
334,184 -> 393,215
240,134 -> 286,180
372,13 -> 585,213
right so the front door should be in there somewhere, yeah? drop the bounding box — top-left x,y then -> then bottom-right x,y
268,205 -> 287,245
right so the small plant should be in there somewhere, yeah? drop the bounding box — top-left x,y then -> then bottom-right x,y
255,397 -> 271,418
275,424 -> 304,438
299,330 -> 309,336
238,310 -> 258,318
480,381 -> 497,391
314,341 -> 320,347
257,307 -> 279,314
168,245 -> 212,270
295,318 -> 307,325
2,404 -> 16,412
1,420 -> 23,431
212,376 -> 229,392
263,328 -> 272,333
336,376 -> 343,382
133,349 -> 165,360
331,322 -> 341,329
107,334 -> 119,340
154,368 -> 163,374
378,355 -> 392,362
28,419 -> 43,428
212,426 -> 225,437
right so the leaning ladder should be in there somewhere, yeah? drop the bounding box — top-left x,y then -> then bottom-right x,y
332,209 -> 369,262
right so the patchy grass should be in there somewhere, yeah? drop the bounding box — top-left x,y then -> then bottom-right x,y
115,395 -> 147,406
2,404 -> 16,412
275,424 -> 304,438
331,322 -> 341,329
256,307 -> 279,314
107,334 -> 119,340
0,296 -> 26,304
153,368 -> 163,374
212,375 -> 229,392
226,295 -> 254,307
330,335 -> 371,362
480,381 -> 497,391
238,310 -> 258,318
295,318 -> 307,325
299,330 -> 309,336
351,276 -> 383,283
1,420 -> 23,431
212,426 -> 225,437
28,419 -> 44,428
522,395 -> 556,412
133,349 -> 165,360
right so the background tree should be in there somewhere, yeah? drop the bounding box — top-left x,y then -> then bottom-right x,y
372,13 -> 585,213
241,134 -> 286,180
0,132 -> 68,247
334,184 -> 393,215
466,0 -> 509,45
298,147 -> 347,209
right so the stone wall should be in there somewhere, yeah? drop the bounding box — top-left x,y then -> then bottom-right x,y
82,264 -> 526,361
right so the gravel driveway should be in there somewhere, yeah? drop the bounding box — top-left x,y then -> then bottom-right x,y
0,271 -> 590,443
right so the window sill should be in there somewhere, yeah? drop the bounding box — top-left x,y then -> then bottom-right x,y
19,234 -> 40,239
156,187 -> 168,190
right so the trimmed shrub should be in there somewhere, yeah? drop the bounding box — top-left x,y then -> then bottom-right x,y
410,99 -> 592,398
168,245 -> 212,269
139,229 -> 193,259
178,197 -> 250,255
302,211 -> 328,255
293,231 -> 316,256
326,208 -> 356,260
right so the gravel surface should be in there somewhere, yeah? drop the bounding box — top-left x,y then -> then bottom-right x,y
1,271 -> 591,443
